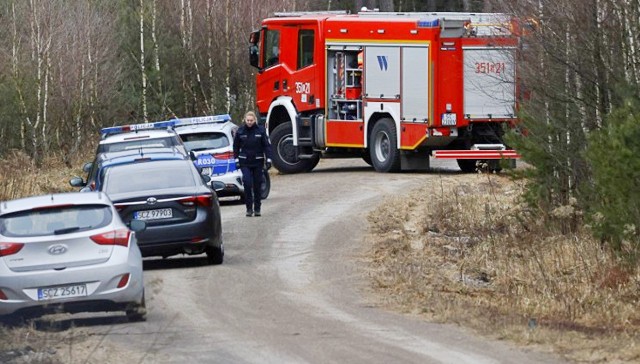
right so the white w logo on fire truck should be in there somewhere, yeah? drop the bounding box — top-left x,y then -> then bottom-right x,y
377,55 -> 388,71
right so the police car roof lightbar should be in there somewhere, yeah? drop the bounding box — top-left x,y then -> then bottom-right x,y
100,120 -> 177,137
172,114 -> 231,127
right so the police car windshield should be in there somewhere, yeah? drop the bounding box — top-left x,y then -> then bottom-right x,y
180,133 -> 229,152
98,136 -> 180,153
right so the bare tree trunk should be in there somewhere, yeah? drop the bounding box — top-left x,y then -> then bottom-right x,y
225,0 -> 231,113
11,1 -> 30,152
151,0 -> 163,114
41,43 -> 51,155
140,0 -> 148,122
378,0 -> 394,11
206,0 -> 215,113
29,0 -> 42,161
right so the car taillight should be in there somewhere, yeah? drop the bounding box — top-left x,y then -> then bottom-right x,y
214,151 -> 234,160
90,229 -> 131,247
114,204 -> 126,212
0,289 -> 7,300
117,273 -> 130,288
180,194 -> 213,207
0,243 -> 24,257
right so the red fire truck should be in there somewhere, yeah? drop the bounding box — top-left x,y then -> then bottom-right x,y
249,10 -> 522,173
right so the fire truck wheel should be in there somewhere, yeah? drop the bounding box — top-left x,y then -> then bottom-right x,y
370,118 -> 401,172
270,123 -> 318,174
456,159 -> 477,173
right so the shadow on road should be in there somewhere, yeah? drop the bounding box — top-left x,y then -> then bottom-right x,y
142,256 -> 211,271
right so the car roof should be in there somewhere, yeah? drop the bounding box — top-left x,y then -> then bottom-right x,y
0,192 -> 111,215
174,120 -> 237,135
97,147 -> 186,163
100,128 -> 178,144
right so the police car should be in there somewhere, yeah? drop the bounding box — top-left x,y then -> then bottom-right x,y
98,120 -> 187,155
173,115 -> 270,201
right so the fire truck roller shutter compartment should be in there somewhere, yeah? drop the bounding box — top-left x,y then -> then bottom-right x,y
401,46 -> 429,122
463,47 -> 517,119
364,46 -> 400,100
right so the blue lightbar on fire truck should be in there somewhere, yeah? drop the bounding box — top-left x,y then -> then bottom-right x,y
417,19 -> 439,28
100,120 -> 176,137
172,114 -> 231,126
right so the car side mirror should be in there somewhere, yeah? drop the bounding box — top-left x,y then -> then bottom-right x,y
69,176 -> 86,188
129,219 -> 147,233
201,174 -> 211,183
82,162 -> 93,173
210,180 -> 225,192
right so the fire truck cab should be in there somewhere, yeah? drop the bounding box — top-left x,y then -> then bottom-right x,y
249,10 -> 521,173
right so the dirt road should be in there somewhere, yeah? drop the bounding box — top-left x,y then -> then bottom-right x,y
58,158 -> 563,364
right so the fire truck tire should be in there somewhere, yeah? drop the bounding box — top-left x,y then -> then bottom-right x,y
270,123 -> 317,174
370,118 -> 401,172
456,159 -> 477,173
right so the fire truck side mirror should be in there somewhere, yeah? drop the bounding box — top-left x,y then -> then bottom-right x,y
249,30 -> 261,70
249,45 -> 260,69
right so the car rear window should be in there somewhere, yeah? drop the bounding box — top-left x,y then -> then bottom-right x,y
103,161 -> 196,194
180,132 -> 230,152
98,136 -> 181,153
0,204 -> 113,237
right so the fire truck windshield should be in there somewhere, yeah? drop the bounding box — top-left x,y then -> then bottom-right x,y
264,29 -> 280,67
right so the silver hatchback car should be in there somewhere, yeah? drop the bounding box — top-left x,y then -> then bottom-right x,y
0,192 -> 147,322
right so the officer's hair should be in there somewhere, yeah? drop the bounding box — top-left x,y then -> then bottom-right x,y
244,111 -> 257,123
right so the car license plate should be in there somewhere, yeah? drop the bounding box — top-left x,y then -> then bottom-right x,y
38,284 -> 87,301
441,113 -> 457,126
134,208 -> 173,220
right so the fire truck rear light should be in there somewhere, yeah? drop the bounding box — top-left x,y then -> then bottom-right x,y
117,273 -> 130,288
410,30 -> 418,34
0,289 -> 7,300
377,29 -> 385,34
340,29 -> 347,33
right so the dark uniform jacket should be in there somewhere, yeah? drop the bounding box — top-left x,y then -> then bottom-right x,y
233,124 -> 272,167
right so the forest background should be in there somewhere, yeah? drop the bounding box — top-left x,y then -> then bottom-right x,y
0,0 -> 638,262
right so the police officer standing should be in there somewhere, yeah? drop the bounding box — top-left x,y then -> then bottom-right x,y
233,111 -> 273,217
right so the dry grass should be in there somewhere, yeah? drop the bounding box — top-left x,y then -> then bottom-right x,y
0,149 -> 88,201
365,173 -> 640,363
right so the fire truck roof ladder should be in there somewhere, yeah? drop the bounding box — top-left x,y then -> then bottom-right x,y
273,10 -> 349,17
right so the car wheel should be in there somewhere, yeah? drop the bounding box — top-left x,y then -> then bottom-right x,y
206,244 -> 224,265
369,118 -> 401,172
261,170 -> 271,199
126,293 -> 147,322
